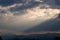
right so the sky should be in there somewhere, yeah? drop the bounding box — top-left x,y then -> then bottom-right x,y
0,0 -> 60,34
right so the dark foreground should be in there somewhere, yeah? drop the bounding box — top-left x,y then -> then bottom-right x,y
0,33 -> 60,40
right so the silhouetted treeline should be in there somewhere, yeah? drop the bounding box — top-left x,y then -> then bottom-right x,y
13,36 -> 60,40
54,37 -> 60,40
0,34 -> 60,40
0,36 -> 3,40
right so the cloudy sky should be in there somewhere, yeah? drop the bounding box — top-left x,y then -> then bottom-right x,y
0,0 -> 60,34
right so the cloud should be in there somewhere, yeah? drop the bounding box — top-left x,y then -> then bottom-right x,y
55,0 -> 60,6
0,6 -> 59,32
0,0 -> 60,33
0,0 -> 23,6
25,17 -> 60,32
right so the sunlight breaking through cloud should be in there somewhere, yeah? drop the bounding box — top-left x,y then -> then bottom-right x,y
0,0 -> 60,34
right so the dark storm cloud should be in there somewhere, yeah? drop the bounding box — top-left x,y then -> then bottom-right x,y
0,0 -> 23,6
0,0 -> 60,14
9,1 -> 40,12
55,0 -> 60,6
25,15 -> 60,32
0,0 -> 40,7
0,0 -> 60,9
0,0 -> 41,15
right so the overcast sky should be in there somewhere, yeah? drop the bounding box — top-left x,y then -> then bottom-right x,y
0,0 -> 60,34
